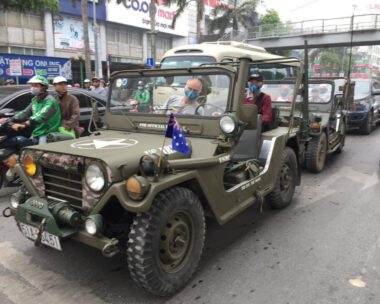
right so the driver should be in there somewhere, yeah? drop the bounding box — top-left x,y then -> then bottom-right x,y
243,73 -> 272,128
161,79 -> 202,115
0,75 -> 61,144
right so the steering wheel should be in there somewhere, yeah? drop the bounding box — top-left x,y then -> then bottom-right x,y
195,103 -> 225,116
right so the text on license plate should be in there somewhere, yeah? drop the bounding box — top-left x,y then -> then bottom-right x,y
19,222 -> 62,251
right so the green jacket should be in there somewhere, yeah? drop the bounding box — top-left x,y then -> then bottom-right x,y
134,90 -> 150,106
13,94 -> 61,138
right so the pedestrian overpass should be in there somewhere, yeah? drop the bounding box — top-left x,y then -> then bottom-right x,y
244,14 -> 380,51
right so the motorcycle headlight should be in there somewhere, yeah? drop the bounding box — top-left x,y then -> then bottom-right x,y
85,163 -> 105,192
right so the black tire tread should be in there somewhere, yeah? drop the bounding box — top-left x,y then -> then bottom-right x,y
266,147 -> 297,209
305,132 -> 327,173
127,187 -> 205,296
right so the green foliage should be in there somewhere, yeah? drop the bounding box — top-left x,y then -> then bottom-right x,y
164,0 -> 204,28
209,0 -> 258,36
260,9 -> 286,36
0,0 -> 60,12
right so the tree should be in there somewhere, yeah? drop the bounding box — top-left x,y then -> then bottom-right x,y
260,9 -> 290,56
209,0 -> 259,39
164,0 -> 205,43
81,0 -> 92,79
0,0 -> 59,12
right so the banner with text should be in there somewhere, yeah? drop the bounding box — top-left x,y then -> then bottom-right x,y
0,54 -> 72,80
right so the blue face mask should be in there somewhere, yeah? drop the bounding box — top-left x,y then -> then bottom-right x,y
184,87 -> 199,100
249,83 -> 260,93
280,91 -> 288,98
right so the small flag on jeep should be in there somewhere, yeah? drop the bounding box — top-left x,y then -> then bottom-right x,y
165,113 -> 190,155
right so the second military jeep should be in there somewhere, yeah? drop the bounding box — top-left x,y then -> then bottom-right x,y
5,57 -> 307,296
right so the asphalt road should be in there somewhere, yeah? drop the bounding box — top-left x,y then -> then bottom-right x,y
0,129 -> 380,304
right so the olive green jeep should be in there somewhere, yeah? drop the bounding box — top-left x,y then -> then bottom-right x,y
4,57 -> 307,296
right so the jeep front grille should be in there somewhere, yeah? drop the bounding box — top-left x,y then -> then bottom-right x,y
42,167 -> 83,206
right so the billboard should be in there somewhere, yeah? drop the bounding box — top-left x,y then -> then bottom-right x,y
107,0 -> 188,36
0,54 -> 72,80
53,14 -> 95,52
58,0 -> 107,20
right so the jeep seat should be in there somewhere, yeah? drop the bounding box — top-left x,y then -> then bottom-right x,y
232,115 -> 262,161
266,107 -> 279,131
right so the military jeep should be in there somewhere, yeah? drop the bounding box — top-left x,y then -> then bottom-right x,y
4,57 -> 306,296
263,79 -> 349,173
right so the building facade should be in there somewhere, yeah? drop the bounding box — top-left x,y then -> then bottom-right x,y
0,0 -> 198,84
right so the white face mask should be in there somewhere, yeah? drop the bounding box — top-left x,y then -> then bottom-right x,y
30,87 -> 40,96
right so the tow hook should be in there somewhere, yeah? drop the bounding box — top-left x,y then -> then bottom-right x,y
34,218 -> 46,247
2,207 -> 12,218
101,238 -> 119,258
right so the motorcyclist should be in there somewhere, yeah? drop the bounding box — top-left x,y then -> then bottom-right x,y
0,75 -> 61,144
133,80 -> 151,112
83,79 -> 91,90
53,76 -> 80,138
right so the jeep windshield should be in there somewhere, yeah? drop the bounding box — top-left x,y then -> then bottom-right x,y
109,70 -> 231,117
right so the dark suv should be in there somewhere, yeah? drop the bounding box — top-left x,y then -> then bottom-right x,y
337,78 -> 380,134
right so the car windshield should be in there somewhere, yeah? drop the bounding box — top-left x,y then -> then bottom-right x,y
160,56 -> 216,69
109,71 -> 231,117
0,86 -> 28,100
353,80 -> 370,97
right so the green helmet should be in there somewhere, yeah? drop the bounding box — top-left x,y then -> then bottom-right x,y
27,75 -> 49,89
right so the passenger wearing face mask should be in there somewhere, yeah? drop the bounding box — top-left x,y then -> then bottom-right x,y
0,75 -> 61,144
133,80 -> 150,112
243,73 -> 272,127
162,78 -> 203,115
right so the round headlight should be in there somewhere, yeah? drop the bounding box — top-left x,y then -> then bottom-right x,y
85,163 -> 105,192
220,115 -> 236,134
85,218 -> 97,235
84,214 -> 103,235
23,155 -> 37,176
10,193 -> 19,209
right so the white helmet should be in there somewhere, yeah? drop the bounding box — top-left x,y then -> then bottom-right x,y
53,76 -> 68,84
84,79 -> 91,83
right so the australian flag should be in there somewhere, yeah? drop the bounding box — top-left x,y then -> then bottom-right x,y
165,113 -> 190,155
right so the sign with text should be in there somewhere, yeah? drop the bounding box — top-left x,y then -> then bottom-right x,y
107,0 -> 188,36
0,54 -> 72,79
9,59 -> 22,76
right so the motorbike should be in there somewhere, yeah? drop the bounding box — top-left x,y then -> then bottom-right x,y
0,119 -> 34,188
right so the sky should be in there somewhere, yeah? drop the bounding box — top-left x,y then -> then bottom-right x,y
259,0 -> 380,22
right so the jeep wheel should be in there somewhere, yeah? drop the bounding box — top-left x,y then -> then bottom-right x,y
361,112 -> 373,135
305,132 -> 327,173
335,123 -> 345,154
266,147 -> 297,209
127,187 -> 205,296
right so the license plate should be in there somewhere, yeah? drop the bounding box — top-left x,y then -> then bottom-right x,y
19,222 -> 62,251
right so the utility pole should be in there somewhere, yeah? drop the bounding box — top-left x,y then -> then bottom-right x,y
82,0 -> 91,79
93,0 -> 103,78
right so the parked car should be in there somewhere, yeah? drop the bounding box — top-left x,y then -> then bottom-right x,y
335,78 -> 380,134
0,85 -> 106,136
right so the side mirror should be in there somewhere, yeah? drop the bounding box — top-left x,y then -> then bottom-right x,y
238,104 -> 258,129
0,108 -> 15,117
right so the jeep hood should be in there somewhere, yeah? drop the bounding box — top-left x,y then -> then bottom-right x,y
26,130 -> 218,180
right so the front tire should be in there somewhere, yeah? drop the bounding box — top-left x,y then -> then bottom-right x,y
127,187 -> 205,296
266,147 -> 298,209
361,112 -> 373,135
305,132 -> 327,173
